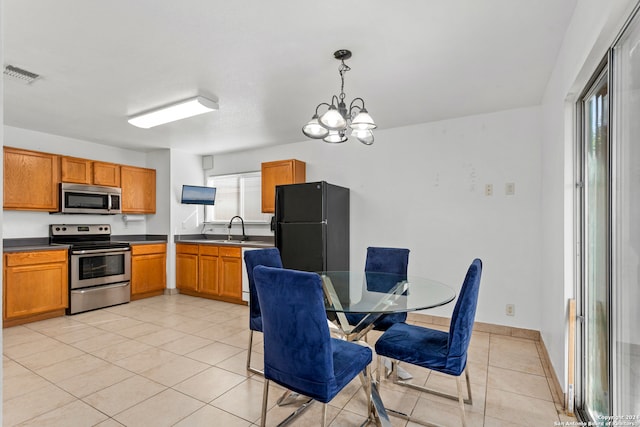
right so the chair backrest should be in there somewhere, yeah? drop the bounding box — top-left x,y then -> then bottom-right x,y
244,248 -> 283,331
445,258 -> 483,375
364,247 -> 410,292
252,265 -> 335,401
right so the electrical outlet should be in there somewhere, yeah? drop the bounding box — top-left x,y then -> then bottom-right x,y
505,182 -> 515,196
485,184 -> 493,196
506,304 -> 515,316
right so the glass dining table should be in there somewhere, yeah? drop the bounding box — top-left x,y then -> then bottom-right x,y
320,271 -> 456,427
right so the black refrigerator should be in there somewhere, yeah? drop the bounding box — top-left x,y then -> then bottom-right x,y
275,181 -> 349,272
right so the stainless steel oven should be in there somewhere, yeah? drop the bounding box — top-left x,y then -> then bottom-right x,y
50,224 -> 131,314
71,247 -> 130,289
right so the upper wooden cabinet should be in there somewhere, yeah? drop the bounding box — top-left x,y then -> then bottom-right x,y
93,162 -> 121,187
4,147 -> 60,212
121,166 -> 156,214
261,159 -> 306,213
61,156 -> 120,187
61,156 -> 92,184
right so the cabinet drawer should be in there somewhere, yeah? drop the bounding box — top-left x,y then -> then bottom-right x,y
219,246 -> 241,257
199,245 -> 219,256
5,250 -> 67,267
131,243 -> 166,256
176,243 -> 198,254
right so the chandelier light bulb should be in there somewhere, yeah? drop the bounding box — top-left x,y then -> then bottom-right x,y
302,115 -> 330,139
319,107 -> 347,130
350,108 -> 376,131
352,129 -> 374,145
324,130 -> 348,143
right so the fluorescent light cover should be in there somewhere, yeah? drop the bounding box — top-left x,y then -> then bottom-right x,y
128,96 -> 218,128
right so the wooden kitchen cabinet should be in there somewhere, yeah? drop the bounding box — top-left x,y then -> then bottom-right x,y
3,147 -> 60,212
176,244 -> 244,304
198,246 -> 219,296
3,249 -> 68,327
218,247 -> 242,300
176,244 -> 199,292
93,162 -> 121,187
261,159 -> 306,213
61,156 -> 92,184
121,165 -> 156,214
61,156 -> 121,187
131,243 -> 166,300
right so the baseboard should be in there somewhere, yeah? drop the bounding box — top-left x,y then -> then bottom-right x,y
407,312 -> 565,408
407,312 -> 541,340
164,288 -> 180,295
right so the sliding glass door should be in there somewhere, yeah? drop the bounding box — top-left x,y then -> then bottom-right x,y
612,10 -> 640,418
579,67 -> 610,424
577,6 -> 640,423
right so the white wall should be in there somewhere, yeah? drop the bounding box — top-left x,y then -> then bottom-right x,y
540,0 -> 638,394
2,126 -> 149,238
168,149 -> 206,289
210,106 -> 543,329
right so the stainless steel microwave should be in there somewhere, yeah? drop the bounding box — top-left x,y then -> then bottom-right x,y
60,183 -> 122,214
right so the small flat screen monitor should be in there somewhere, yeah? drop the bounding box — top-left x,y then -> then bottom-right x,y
181,185 -> 216,205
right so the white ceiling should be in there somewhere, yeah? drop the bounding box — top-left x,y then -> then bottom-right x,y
3,0 -> 577,155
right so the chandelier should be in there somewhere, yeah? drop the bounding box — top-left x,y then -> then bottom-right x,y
302,49 -> 376,145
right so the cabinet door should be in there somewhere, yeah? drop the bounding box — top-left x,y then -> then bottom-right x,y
131,253 -> 166,296
176,245 -> 198,292
199,254 -> 219,296
219,248 -> 242,300
121,166 -> 156,214
4,147 -> 60,211
261,159 -> 305,213
61,156 -> 92,184
93,162 -> 121,187
4,251 -> 68,320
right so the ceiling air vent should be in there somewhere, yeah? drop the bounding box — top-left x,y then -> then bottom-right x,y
4,65 -> 40,84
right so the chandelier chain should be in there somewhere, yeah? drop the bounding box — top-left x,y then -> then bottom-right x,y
338,60 -> 350,101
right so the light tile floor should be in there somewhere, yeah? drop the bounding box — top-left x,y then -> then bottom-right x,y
3,294 -> 577,426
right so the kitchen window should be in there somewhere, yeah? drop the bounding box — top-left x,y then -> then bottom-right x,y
205,171 -> 270,223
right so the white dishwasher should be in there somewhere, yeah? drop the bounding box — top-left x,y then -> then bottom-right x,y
241,248 -> 251,303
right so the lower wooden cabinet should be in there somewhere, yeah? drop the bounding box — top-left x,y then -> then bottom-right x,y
176,243 -> 244,304
131,243 -> 166,300
3,249 -> 68,327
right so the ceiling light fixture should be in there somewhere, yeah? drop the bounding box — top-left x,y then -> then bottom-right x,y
128,96 -> 218,129
302,49 -> 376,145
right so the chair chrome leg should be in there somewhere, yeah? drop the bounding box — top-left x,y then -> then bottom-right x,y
247,330 -> 264,375
322,403 -> 328,427
456,375 -> 467,427
464,366 -> 473,405
390,362 -> 472,405
260,378 -> 269,427
276,389 -> 301,406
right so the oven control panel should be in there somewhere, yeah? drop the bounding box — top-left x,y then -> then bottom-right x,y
50,224 -> 111,237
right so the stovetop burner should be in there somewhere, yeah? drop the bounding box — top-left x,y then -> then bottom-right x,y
49,224 -> 129,250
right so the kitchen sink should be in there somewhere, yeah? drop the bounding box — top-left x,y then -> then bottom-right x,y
206,239 -> 273,246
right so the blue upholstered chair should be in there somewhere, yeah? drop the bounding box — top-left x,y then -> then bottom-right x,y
346,247 -> 410,332
253,265 -> 373,427
243,248 -> 283,375
374,258 -> 483,427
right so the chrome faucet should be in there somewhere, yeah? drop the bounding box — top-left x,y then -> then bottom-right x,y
227,215 -> 247,241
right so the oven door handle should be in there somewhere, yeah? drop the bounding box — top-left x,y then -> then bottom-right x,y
70,281 -> 130,294
71,247 -> 130,255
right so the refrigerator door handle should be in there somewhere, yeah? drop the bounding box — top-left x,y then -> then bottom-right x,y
280,220 -> 327,225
